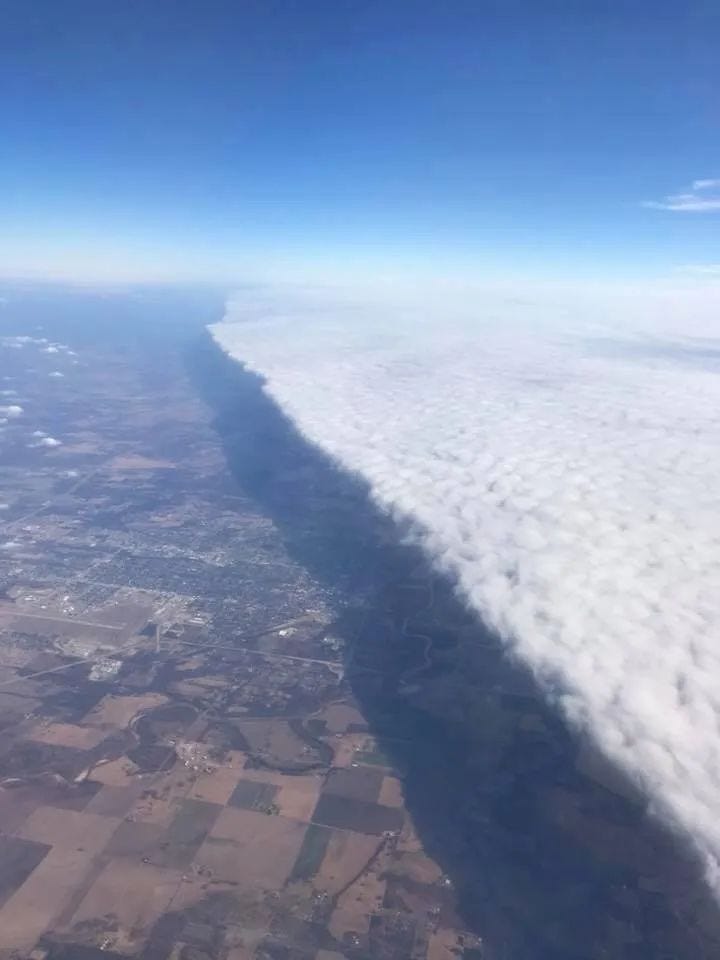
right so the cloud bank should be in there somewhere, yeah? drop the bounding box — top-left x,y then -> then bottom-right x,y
212,283 -> 720,883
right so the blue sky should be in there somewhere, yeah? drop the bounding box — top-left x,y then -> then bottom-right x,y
2,0 -> 719,284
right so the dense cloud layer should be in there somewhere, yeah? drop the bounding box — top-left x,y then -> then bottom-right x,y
212,286 -> 720,880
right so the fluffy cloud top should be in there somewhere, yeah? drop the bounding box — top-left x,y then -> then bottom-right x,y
212,284 -> 720,883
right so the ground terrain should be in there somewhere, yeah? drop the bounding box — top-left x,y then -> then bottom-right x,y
0,291 -> 718,960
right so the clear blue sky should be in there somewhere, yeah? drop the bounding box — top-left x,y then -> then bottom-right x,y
2,0 -> 719,284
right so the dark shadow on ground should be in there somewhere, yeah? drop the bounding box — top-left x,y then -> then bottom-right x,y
187,330 -> 720,960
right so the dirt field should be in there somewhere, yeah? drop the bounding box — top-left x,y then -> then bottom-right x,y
316,829 -> 382,895
83,692 -> 169,729
427,927 -> 465,960
378,774 -> 404,808
199,806 -> 307,889
274,774 -> 322,821
89,756 -> 141,787
188,758 -> 247,805
17,806 -> 118,851
59,859 -> 181,953
328,854 -> 388,940
0,845 -> 98,954
26,721 -> 109,750
320,702 -> 367,734
235,719 -> 318,770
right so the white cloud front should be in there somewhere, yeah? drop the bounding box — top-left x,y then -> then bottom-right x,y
212,283 -> 720,887
645,178 -> 720,212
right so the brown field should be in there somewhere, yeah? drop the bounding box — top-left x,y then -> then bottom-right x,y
320,702 -> 366,734
235,767 -> 322,818
60,859 -> 181,953
89,756 -> 140,787
394,849 -> 444,886
235,719 -> 310,768
84,784 -> 143,818
274,775 -> 322,822
199,806 -> 307,889
426,927 -> 464,960
396,816 -> 424,855
83,692 -> 168,729
17,807 -> 118,851
328,857 -> 387,940
188,761 -> 246,806
26,721 -> 108,750
225,948 -> 255,960
105,818 -> 166,860
315,830 -> 382,895
0,846 -> 98,953
378,775 -> 404,808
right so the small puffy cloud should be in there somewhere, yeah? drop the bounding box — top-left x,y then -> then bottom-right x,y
0,404 -> 23,418
645,178 -> 720,212
49,371 -> 65,378
43,345 -> 59,354
32,430 -> 46,437
39,436 -> 62,447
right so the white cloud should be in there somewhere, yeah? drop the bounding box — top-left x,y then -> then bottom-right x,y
39,436 -> 61,448
645,178 -> 720,212
49,371 -> 65,378
0,404 -> 23,418
212,283 -> 720,888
